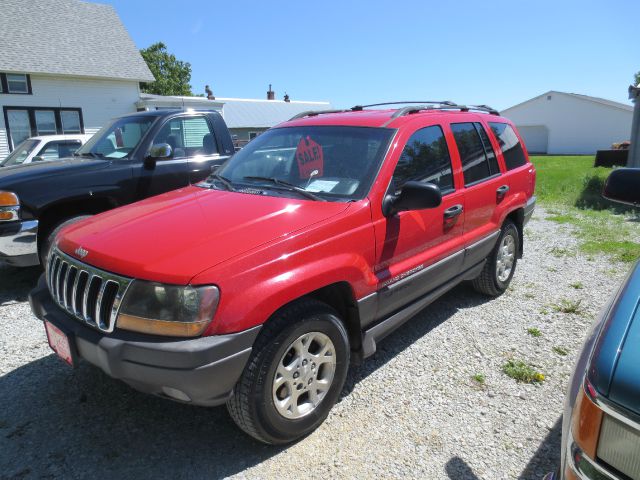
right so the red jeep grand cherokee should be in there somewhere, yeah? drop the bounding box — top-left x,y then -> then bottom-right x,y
30,101 -> 536,444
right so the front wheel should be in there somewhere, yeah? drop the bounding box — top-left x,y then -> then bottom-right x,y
472,220 -> 519,296
226,299 -> 350,444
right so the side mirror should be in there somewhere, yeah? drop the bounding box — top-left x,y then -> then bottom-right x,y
32,156 -> 45,162
603,168 -> 640,206
147,143 -> 173,162
382,181 -> 442,216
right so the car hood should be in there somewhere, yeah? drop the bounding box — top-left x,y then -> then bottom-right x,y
589,261 -> 640,415
58,186 -> 350,284
0,156 -> 108,185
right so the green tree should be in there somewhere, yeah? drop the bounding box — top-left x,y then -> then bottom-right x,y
635,71 -> 640,86
140,42 -> 193,96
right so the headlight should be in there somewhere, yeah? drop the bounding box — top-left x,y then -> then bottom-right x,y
0,191 -> 20,221
116,281 -> 220,337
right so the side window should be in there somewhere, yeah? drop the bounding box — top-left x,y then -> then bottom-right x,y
392,125 -> 454,194
451,122 -> 496,186
489,122 -> 527,170
475,123 -> 500,175
153,116 -> 218,159
37,140 -> 82,160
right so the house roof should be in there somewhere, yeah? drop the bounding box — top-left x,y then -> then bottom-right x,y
0,0 -> 154,82
503,90 -> 633,113
217,97 -> 332,129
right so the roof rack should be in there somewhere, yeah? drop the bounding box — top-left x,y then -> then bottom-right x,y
350,101 -> 457,111
289,109 -> 351,121
289,102 -> 500,122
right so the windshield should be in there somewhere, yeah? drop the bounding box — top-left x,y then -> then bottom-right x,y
75,115 -> 157,159
1,139 -> 39,167
207,126 -> 394,201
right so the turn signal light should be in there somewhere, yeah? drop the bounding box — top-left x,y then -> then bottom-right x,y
0,211 -> 16,221
571,380 -> 603,459
0,191 -> 19,207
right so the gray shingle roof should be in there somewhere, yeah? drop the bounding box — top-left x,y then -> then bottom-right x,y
219,98 -> 332,129
0,0 -> 154,82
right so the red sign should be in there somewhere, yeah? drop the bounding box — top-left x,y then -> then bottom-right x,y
296,136 -> 323,179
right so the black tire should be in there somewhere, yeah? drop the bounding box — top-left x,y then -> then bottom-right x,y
227,299 -> 350,445
39,215 -> 92,266
472,220 -> 519,296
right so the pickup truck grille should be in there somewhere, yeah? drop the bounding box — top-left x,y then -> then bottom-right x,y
46,249 -> 132,333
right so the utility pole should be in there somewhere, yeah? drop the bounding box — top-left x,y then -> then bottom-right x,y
628,83 -> 640,167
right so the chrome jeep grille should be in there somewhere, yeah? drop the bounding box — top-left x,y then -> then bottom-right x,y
47,249 -> 132,333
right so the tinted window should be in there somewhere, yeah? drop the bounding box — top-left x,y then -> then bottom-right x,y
489,123 -> 527,170
451,122 -> 493,185
393,125 -> 453,194
475,124 -> 500,175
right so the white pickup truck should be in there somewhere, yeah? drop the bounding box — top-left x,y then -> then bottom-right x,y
0,134 -> 91,167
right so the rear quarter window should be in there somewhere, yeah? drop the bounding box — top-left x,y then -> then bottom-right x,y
489,123 -> 527,170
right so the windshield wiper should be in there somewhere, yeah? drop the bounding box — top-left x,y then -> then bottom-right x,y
243,176 -> 326,201
74,152 -> 103,159
209,174 -> 235,191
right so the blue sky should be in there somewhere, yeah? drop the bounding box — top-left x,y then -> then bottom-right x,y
99,0 -> 638,110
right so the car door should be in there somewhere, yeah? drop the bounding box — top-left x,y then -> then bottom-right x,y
141,114 -> 225,197
449,121 -> 506,269
373,124 -> 466,320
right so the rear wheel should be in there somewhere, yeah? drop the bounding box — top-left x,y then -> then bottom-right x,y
472,220 -> 519,296
226,299 -> 350,444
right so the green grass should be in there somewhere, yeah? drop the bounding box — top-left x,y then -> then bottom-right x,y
531,155 -> 640,263
552,298 -> 585,314
502,360 -> 545,384
472,373 -> 485,385
553,346 -> 569,356
527,327 -> 542,337
570,281 -> 584,290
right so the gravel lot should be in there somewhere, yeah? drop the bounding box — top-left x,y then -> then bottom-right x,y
0,207 -> 630,479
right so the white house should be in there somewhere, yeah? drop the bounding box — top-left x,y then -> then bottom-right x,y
501,91 -> 634,154
0,0 -> 154,157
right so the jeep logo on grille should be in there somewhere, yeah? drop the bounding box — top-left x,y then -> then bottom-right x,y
74,247 -> 88,259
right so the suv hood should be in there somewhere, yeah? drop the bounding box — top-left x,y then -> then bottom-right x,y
58,186 -> 350,284
0,156 -> 108,185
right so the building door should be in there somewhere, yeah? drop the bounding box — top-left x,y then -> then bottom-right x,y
517,126 -> 548,154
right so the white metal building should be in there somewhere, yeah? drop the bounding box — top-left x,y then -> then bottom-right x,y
501,91 -> 634,154
0,0 -> 154,157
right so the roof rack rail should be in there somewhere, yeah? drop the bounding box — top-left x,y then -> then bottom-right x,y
289,109 -> 350,121
387,103 -> 500,121
350,101 -> 456,111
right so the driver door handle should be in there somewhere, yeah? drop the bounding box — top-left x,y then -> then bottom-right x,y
496,185 -> 510,197
444,204 -> 464,219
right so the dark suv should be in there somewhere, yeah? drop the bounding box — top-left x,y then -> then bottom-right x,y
0,109 -> 234,267
31,101 -> 536,444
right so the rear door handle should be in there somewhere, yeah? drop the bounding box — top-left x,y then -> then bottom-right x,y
496,185 -> 510,197
444,204 -> 464,219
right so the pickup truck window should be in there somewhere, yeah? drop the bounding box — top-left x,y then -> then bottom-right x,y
153,116 -> 218,158
38,140 -> 82,160
214,126 -> 394,201
392,125 -> 453,194
76,116 -> 156,159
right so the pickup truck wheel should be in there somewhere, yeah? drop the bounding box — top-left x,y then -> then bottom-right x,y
40,215 -> 92,266
471,220 -> 519,296
226,299 -> 350,445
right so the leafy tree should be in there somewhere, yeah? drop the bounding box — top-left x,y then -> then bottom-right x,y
140,42 -> 193,96
635,71 -> 640,86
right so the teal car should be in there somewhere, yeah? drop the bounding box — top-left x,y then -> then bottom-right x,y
546,168 -> 640,480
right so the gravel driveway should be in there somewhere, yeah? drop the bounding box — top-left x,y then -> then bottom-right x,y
0,207 -> 629,479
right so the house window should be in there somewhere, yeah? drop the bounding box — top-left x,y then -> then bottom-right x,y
249,131 -> 259,140
0,73 -> 32,94
3,106 -> 84,151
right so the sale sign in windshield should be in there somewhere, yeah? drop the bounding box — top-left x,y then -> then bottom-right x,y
296,136 -> 324,179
